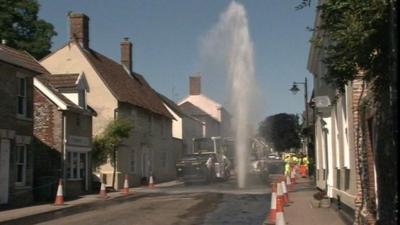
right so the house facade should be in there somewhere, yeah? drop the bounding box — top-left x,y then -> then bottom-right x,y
40,13 -> 175,189
33,74 -> 94,199
159,94 -> 203,155
307,1 -> 360,221
178,76 -> 232,139
0,44 -> 47,206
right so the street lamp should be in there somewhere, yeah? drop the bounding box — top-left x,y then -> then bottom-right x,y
289,77 -> 309,155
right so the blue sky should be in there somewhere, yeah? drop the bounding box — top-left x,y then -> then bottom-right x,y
38,0 -> 316,124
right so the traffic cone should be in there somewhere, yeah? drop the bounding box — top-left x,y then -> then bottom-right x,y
122,175 -> 130,195
54,179 -> 64,205
281,180 -> 291,205
276,183 -> 284,213
99,182 -> 108,198
266,182 -> 277,224
148,175 -> 155,188
275,194 -> 286,225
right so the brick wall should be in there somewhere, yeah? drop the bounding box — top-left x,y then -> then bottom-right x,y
33,88 -> 61,150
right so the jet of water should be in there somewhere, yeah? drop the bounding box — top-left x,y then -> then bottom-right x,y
200,1 -> 259,188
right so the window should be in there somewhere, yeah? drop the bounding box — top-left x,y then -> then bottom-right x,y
16,145 -> 27,185
17,78 -> 27,116
336,169 -> 341,189
66,152 -> 87,180
344,168 -> 350,190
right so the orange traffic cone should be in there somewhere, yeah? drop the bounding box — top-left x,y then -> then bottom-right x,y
275,192 -> 286,225
276,183 -> 284,213
266,182 -> 277,224
122,175 -> 130,195
99,182 -> 108,198
54,179 -> 64,205
148,175 -> 155,188
281,180 -> 291,205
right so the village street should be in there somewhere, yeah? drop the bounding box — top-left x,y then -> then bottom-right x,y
19,175 -> 271,225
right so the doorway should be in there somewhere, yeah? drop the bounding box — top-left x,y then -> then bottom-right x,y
141,145 -> 152,183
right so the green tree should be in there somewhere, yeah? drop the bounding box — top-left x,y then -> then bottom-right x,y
258,113 -> 301,152
0,0 -> 57,59
298,1 -> 397,224
92,118 -> 132,188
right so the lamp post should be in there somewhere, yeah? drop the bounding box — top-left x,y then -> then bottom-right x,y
290,77 -> 309,155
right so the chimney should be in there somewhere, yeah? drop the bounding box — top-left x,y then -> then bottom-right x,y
120,37 -> 132,72
69,12 -> 89,49
190,76 -> 201,95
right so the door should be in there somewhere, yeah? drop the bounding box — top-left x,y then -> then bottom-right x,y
141,146 -> 150,178
0,139 -> 11,204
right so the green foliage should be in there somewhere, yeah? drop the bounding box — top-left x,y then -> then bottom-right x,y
92,118 -> 133,168
312,0 -> 392,96
0,0 -> 57,59
258,113 -> 301,152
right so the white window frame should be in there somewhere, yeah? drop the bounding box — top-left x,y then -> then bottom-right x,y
17,77 -> 27,117
15,145 -> 27,186
66,151 -> 87,180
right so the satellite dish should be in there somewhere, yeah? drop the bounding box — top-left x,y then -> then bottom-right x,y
312,96 -> 331,108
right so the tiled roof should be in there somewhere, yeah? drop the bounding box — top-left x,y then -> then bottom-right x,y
80,47 -> 173,119
35,75 -> 92,114
47,73 -> 80,89
0,44 -> 48,74
158,93 -> 186,118
179,101 -> 218,122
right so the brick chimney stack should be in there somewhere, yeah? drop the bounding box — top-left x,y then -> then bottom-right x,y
190,76 -> 201,95
120,37 -> 132,72
69,13 -> 89,49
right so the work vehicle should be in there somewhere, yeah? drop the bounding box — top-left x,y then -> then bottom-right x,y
176,137 -> 233,183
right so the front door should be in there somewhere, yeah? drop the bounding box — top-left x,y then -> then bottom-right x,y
0,139 -> 11,204
141,146 -> 152,178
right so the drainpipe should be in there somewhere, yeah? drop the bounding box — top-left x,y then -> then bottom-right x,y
111,108 -> 118,189
61,112 -> 67,192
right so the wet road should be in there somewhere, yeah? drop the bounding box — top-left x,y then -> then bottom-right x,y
36,175 -> 272,225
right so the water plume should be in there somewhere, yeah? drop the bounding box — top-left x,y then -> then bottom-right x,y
200,1 -> 259,188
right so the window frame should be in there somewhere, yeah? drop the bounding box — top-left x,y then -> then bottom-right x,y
17,77 -> 27,117
66,151 -> 87,180
15,145 -> 27,186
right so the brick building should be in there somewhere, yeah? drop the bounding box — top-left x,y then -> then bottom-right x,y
33,74 -> 95,200
0,44 -> 47,206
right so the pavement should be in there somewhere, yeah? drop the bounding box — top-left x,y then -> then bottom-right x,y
0,177 -> 353,225
263,176 -> 353,225
0,180 -> 182,225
